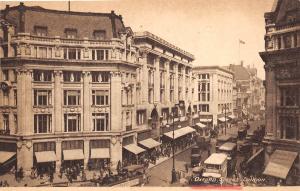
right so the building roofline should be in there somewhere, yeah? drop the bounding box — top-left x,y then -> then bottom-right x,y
134,31 -> 195,61
1,3 -> 123,21
192,65 -> 234,75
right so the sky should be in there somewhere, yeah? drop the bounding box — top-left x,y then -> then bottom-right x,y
1,0 -> 275,79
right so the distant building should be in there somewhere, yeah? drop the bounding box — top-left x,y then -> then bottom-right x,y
192,66 -> 234,128
228,63 -> 265,121
260,0 -> 300,185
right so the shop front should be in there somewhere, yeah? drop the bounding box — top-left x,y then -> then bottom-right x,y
122,136 -> 146,166
88,139 -> 110,170
0,142 -> 17,174
33,142 -> 56,176
61,140 -> 84,170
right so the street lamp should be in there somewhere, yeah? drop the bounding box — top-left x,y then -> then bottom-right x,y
169,103 -> 180,184
222,104 -> 229,135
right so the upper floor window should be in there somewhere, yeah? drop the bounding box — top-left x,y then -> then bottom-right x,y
64,48 -> 81,60
64,114 -> 81,132
34,114 -> 52,134
93,30 -> 106,40
284,35 -> 292,49
65,28 -> 77,39
92,90 -> 109,106
2,70 -> 8,81
64,90 -> 81,106
34,90 -> 52,106
63,71 -> 81,82
280,87 -> 299,107
34,26 -> 48,37
137,110 -> 146,125
33,70 -> 52,82
91,72 -> 110,83
3,114 -> 9,131
92,113 -> 109,131
92,49 -> 109,60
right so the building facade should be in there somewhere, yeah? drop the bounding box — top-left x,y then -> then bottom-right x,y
193,66 -> 234,128
260,0 -> 300,185
0,3 -> 195,174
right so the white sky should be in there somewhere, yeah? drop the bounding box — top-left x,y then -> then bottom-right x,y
1,0 -> 275,79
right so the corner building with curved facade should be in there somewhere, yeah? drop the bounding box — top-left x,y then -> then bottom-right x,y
0,3 -> 195,174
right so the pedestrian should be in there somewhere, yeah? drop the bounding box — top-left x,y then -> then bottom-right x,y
184,163 -> 189,173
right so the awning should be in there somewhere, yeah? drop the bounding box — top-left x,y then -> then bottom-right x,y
196,123 -> 206,128
164,126 -> 196,139
263,150 -> 298,179
199,118 -> 212,123
227,114 -> 236,119
90,148 -> 110,159
218,117 -> 229,122
0,151 -> 16,164
219,142 -> 237,151
123,144 -> 145,155
35,151 -> 57,163
63,149 -> 84,161
192,114 -> 199,119
202,172 -> 221,178
139,138 -> 161,149
247,148 -> 264,164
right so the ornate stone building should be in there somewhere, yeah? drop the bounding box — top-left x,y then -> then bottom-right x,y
0,3 -> 195,174
260,0 -> 300,185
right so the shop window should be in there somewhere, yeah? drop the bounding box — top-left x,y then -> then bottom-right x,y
280,116 -> 299,140
34,114 -> 52,134
62,140 -> 83,150
92,113 -> 109,131
93,30 -> 106,40
33,142 -> 55,152
90,140 -> 110,148
64,114 -> 81,132
64,90 -> 81,106
34,90 -> 52,106
123,136 -> 134,146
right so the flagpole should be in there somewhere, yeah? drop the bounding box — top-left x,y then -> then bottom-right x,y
68,0 -> 70,12
238,40 -> 240,65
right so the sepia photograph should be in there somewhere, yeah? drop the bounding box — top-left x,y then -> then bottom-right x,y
0,0 -> 299,188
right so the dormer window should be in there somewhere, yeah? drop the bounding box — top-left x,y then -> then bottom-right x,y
93,30 -> 106,40
65,28 -> 77,39
34,26 -> 48,37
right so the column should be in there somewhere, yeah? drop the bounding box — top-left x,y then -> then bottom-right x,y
291,34 -> 295,48
9,113 -> 15,134
154,56 -> 160,103
54,71 -> 63,132
182,66 -> 186,102
17,142 -> 33,175
110,138 -> 122,170
83,71 -> 91,132
165,60 -> 170,104
141,52 -> 149,104
110,72 -> 122,131
55,140 -> 62,171
265,65 -> 276,138
174,63 -> 179,103
84,140 -> 90,169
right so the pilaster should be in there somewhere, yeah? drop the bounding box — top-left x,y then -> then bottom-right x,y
54,71 -> 62,132
83,71 -> 91,132
9,113 -> 16,134
17,141 -> 33,174
110,72 -> 122,131
110,138 -> 122,170
141,52 -> 149,103
165,60 -> 170,104
84,139 -> 90,169
174,63 -> 179,103
154,56 -> 160,103
55,140 -> 62,171
182,66 -> 186,102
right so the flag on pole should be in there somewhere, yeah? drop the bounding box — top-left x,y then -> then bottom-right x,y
239,39 -> 246,44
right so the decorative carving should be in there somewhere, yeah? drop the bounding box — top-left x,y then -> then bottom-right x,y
54,70 -> 63,77
25,44 -> 31,55
54,46 -> 61,57
274,62 -> 300,80
83,48 -> 89,58
110,71 -> 121,78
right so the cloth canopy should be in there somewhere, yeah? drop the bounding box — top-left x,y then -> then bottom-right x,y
138,138 -> 161,149
63,149 -> 84,161
196,122 -> 206,128
35,151 -> 57,163
90,148 -> 110,159
263,150 -> 298,179
0,151 -> 16,164
199,118 -> 212,123
123,144 -> 145,155
164,126 -> 196,139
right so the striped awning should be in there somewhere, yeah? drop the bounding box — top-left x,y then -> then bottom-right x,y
0,151 -> 16,164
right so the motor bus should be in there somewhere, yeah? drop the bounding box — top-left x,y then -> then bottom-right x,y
202,153 -> 227,179
217,142 -> 237,176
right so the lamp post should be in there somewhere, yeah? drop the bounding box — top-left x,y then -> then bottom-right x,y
170,103 -> 180,184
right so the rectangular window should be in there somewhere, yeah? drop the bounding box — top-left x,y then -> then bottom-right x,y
34,90 -> 52,106
92,113 -> 109,131
201,83 -> 206,91
64,114 -> 81,132
65,28 -> 77,39
280,116 -> 299,140
63,71 -> 81,82
202,93 -> 206,101
92,90 -> 109,106
38,47 -> 47,58
3,114 -> 9,131
33,70 -> 52,82
34,114 -> 52,134
2,70 -> 8,81
280,87 -> 299,106
63,48 -> 81,60
137,110 -> 146,125
64,90 -> 81,106
34,26 -> 48,36
93,30 -> 106,40
91,72 -> 110,82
